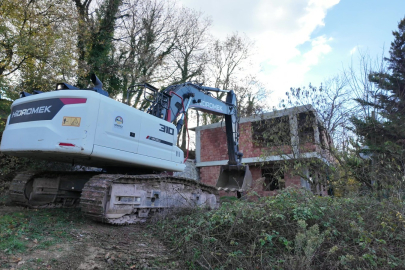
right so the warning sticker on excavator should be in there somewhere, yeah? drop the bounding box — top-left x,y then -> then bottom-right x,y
62,117 -> 81,127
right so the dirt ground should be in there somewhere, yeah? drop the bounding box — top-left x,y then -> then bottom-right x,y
0,203 -> 182,270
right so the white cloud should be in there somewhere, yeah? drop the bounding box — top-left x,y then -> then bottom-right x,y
304,36 -> 333,65
178,0 -> 340,104
252,0 -> 338,104
350,46 -> 358,55
256,35 -> 332,102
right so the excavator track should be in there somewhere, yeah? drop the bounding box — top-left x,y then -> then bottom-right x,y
8,172 -> 219,225
9,172 -> 37,205
8,171 -> 100,208
80,174 -> 219,225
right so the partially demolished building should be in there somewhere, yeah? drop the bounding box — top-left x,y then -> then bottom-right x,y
193,105 -> 334,196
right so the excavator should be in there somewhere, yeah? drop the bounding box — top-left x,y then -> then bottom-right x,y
0,75 -> 252,224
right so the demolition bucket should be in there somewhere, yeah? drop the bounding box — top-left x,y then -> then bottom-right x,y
216,165 -> 252,192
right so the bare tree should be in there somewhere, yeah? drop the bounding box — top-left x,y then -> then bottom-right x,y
208,33 -> 252,91
161,8 -> 211,150
231,76 -> 268,117
199,33 -> 254,125
169,8 -> 211,84
341,49 -> 394,192
113,0 -> 181,109
283,74 -> 353,150
343,49 -> 387,120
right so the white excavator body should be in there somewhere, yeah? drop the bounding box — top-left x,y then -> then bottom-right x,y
1,90 -> 185,172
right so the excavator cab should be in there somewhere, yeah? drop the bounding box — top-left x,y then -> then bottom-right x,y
216,164 -> 252,193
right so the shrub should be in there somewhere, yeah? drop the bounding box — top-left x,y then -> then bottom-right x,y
152,188 -> 405,269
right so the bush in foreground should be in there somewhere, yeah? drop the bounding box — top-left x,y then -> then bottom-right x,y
153,189 -> 405,270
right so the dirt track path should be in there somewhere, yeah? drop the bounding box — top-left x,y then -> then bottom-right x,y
0,205 -> 181,270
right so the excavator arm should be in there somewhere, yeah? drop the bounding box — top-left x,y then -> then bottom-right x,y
136,82 -> 252,193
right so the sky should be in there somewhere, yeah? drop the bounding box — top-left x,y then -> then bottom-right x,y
178,0 -> 405,104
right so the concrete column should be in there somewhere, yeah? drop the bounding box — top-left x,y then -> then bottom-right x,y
300,167 -> 311,190
289,113 -> 299,157
195,128 -> 201,163
312,118 -> 321,152
313,120 -> 320,149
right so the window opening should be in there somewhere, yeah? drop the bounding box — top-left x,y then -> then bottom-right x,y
262,166 -> 285,191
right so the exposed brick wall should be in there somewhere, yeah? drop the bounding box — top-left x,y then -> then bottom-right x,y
198,115 -> 330,198
250,166 -> 262,180
249,166 -> 277,197
285,172 -> 301,188
200,163 -> 308,198
199,166 -> 221,187
248,166 -> 302,196
200,128 -> 228,162
239,122 -> 262,158
299,142 -> 317,152
200,122 -> 296,162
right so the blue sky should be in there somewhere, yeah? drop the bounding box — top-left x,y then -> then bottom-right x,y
178,0 -> 405,103
304,0 -> 405,87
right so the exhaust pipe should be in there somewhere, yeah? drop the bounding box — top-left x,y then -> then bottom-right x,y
216,164 -> 252,192
90,74 -> 109,97
91,74 -> 103,90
